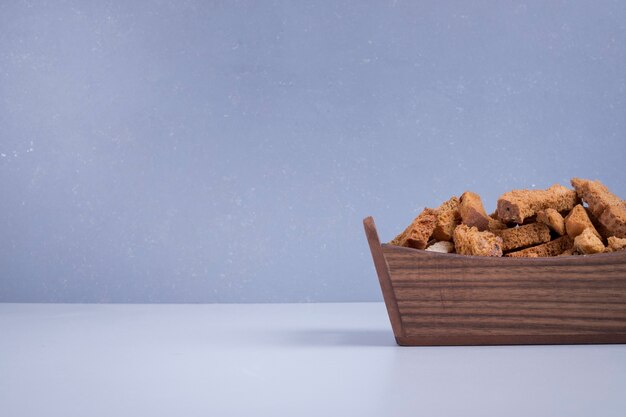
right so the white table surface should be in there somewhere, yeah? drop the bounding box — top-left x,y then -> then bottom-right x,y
1,302 -> 625,417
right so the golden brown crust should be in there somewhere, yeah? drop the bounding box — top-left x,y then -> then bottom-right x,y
585,207 -> 611,241
571,178 -> 626,238
389,208 -> 438,249
505,236 -> 573,258
459,191 -> 506,232
493,223 -> 551,252
390,178 -> 623,257
573,228 -> 605,254
565,204 -> 601,240
453,224 -> 503,257
571,178 -> 622,218
496,184 -> 578,224
599,203 -> 626,238
536,208 -> 565,236
432,196 -> 460,241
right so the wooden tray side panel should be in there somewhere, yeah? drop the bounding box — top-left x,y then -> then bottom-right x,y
363,217 -> 404,339
382,244 -> 626,346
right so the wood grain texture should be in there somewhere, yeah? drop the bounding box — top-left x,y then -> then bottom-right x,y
364,216 -> 626,346
363,216 -> 404,339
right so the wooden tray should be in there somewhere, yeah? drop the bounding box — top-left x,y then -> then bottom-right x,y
364,216 -> 626,346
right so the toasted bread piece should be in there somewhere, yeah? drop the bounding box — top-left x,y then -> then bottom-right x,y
565,204 -> 601,240
425,241 -> 455,253
585,207 -> 611,241
571,178 -> 626,238
459,192 -> 506,232
571,178 -> 622,218
573,228 -> 605,254
607,236 -> 626,252
496,184 -> 578,224
494,223 -> 551,252
389,208 -> 438,249
453,224 -> 503,257
558,248 -> 578,257
599,203 -> 626,238
536,208 -> 565,236
432,197 -> 460,241
505,236 -> 573,258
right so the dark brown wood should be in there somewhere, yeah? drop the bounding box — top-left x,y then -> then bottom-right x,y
363,217 -> 404,338
364,216 -> 626,346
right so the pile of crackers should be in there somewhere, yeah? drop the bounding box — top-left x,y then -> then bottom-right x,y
390,178 -> 626,257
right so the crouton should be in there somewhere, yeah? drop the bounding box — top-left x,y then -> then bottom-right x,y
599,203 -> 626,238
607,236 -> 626,252
453,224 -> 503,257
493,223 -> 551,252
571,178 -> 626,238
571,178 -> 622,218
505,236 -> 573,258
536,208 -> 565,236
565,204 -> 601,240
459,192 -> 506,232
573,228 -> 605,254
389,208 -> 438,249
496,184 -> 578,224
432,197 -> 461,241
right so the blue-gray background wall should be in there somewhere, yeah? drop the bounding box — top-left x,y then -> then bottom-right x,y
1,1 -> 625,303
